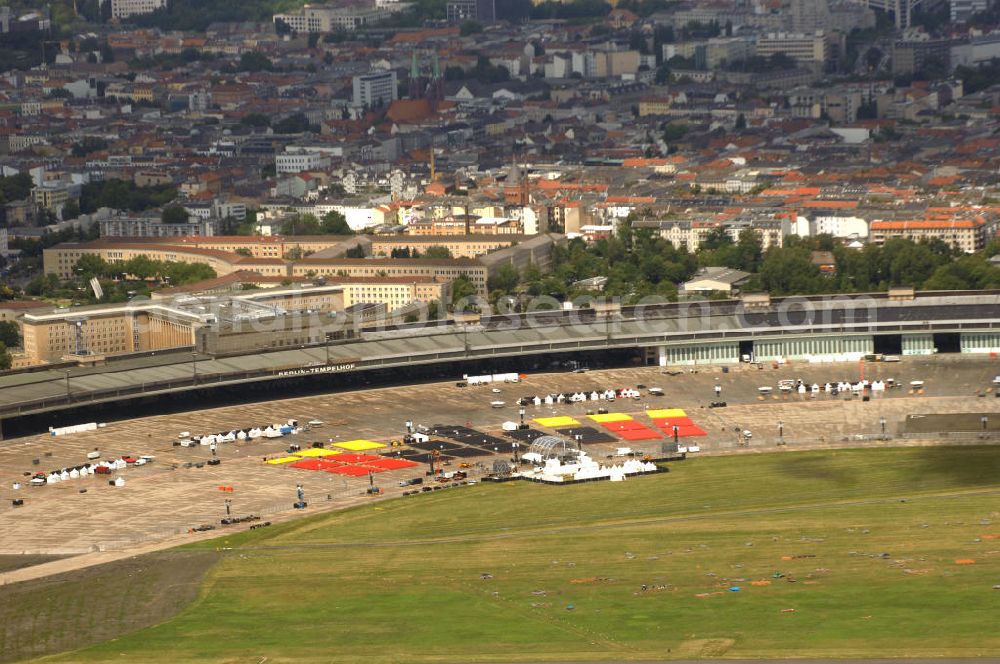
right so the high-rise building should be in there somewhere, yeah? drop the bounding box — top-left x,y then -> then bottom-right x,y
273,3 -> 401,32
446,0 -> 495,23
108,0 -> 168,20
353,70 -> 399,108
852,0 -> 927,29
788,0 -> 833,32
755,31 -> 844,71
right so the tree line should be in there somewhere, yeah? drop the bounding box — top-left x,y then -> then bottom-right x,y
489,223 -> 1000,306
79,179 -> 178,215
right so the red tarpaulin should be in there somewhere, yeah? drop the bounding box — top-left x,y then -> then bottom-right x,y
616,427 -> 663,441
652,416 -> 694,428
601,421 -> 662,440
290,459 -> 344,471
653,419 -> 707,437
335,454 -> 381,464
600,420 -> 648,432
365,458 -> 420,470
326,465 -> 380,476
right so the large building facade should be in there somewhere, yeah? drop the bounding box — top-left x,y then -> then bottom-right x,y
869,219 -> 988,253
273,4 -> 399,32
109,0 -> 168,19
291,257 -> 489,295
21,305 -> 201,364
352,70 -> 398,108
99,215 -> 219,238
446,0 -> 495,23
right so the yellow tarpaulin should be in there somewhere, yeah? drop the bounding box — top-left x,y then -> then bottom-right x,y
293,448 -> 343,457
265,456 -> 302,465
534,416 -> 581,428
588,413 -> 633,423
647,409 -> 687,419
334,439 -> 385,451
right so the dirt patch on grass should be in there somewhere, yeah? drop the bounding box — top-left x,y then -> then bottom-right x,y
778,455 -> 857,485
0,549 -> 219,663
676,638 -> 736,657
0,555 -> 68,575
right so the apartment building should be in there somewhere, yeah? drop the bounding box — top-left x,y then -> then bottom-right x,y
891,37 -> 952,76
273,4 -> 398,32
43,243 -> 287,280
275,150 -> 331,175
33,183 -> 72,213
110,0 -> 167,20
100,215 -> 219,238
352,70 -> 398,108
446,0 -> 495,23
869,219 -> 988,253
370,234 -> 519,259
405,218 -> 523,236
755,31 -> 843,70
290,257 -> 489,295
635,219 -> 785,252
326,276 -> 451,310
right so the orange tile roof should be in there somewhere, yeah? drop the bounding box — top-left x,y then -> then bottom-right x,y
761,187 -> 820,197
386,98 -> 435,124
871,220 -> 982,230
800,200 -> 858,209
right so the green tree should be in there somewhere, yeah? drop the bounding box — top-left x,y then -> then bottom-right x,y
0,320 -> 19,348
0,341 -> 11,371
79,179 -> 177,214
240,113 -> 271,128
71,136 -> 110,158
451,275 -> 477,304
700,226 -> 732,251
426,300 -> 440,320
758,246 -> 823,295
281,214 -> 321,235
61,200 -> 81,220
238,51 -> 273,72
161,205 -> 190,224
273,113 -> 312,134
488,263 -> 520,293
733,229 -> 763,272
123,255 -> 160,280
654,64 -> 670,84
0,173 -> 32,203
459,20 -> 483,35
73,254 -> 112,279
320,210 -> 353,234
661,122 -> 688,142
422,245 -> 453,259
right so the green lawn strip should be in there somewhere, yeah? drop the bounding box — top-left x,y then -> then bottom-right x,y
43,446 -> 1000,662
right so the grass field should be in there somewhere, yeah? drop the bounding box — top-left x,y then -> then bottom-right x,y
0,550 -> 218,664
0,555 -> 65,575
34,446 -> 1000,662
